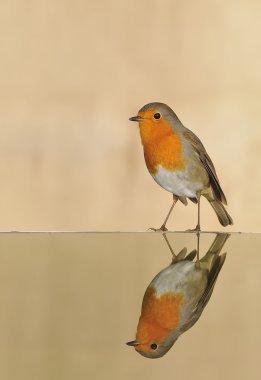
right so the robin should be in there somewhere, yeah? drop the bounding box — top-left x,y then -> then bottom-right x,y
126,233 -> 229,358
129,102 -> 233,231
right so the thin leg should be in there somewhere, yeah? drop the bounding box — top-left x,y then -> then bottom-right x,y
162,233 -> 176,257
187,195 -> 201,232
149,195 -> 178,232
197,196 -> 201,230
195,231 -> 200,269
161,197 -> 177,228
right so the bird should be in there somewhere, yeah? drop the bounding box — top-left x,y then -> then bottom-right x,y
126,233 -> 229,358
129,102 -> 233,231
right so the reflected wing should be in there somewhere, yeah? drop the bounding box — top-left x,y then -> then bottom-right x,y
180,253 -> 226,333
171,249 -> 197,264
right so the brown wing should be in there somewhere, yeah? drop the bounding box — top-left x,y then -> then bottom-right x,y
183,130 -> 227,204
180,253 -> 226,333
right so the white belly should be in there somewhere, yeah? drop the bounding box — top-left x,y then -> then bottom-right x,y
152,261 -> 196,297
152,165 -> 203,198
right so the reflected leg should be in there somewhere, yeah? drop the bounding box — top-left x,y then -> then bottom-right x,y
195,231 -> 200,269
162,233 -> 176,257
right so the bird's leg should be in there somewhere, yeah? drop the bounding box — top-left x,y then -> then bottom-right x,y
161,197 -> 177,229
188,195 -> 201,232
195,196 -> 201,231
195,231 -> 201,269
162,233 -> 176,257
149,195 -> 178,232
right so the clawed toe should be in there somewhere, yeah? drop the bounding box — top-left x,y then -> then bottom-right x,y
148,225 -> 168,232
186,224 -> 201,233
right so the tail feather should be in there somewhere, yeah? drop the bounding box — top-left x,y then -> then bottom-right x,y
209,200 -> 233,226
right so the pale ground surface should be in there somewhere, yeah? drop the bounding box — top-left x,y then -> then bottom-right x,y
0,1 -> 260,232
0,232 -> 259,380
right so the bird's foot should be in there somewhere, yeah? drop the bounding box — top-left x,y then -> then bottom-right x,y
186,224 -> 201,233
149,225 -> 168,232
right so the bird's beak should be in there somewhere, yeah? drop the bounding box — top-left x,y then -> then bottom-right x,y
129,115 -> 143,122
126,340 -> 140,347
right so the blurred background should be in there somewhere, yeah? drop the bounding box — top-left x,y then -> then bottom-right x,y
0,0 -> 261,232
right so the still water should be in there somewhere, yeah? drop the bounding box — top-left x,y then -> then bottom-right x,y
0,232 -> 259,380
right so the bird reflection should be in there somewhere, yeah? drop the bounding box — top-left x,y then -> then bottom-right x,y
127,233 -> 229,358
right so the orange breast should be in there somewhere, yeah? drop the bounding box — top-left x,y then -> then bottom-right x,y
136,287 -> 183,348
139,118 -> 186,175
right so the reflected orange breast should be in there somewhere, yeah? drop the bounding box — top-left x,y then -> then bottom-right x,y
136,287 -> 184,350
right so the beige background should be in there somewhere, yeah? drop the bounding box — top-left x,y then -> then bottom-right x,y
0,1 -> 261,232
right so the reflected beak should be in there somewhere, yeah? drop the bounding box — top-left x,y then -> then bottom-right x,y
129,116 -> 143,122
126,340 -> 140,347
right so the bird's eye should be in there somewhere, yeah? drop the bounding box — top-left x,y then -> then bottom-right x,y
153,113 -> 161,120
150,343 -> 158,350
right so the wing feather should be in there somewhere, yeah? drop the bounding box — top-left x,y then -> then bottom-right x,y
183,130 -> 227,204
